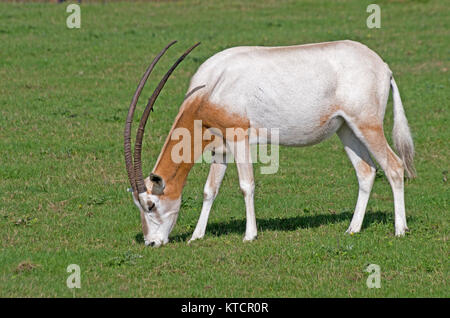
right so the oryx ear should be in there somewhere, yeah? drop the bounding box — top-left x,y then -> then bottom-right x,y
149,173 -> 165,195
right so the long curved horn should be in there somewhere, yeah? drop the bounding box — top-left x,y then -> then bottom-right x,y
134,42 -> 201,194
124,41 -> 177,194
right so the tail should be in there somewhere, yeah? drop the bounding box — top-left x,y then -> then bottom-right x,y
390,76 -> 416,178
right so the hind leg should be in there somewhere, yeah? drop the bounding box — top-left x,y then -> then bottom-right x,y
337,124 -> 376,234
350,121 -> 409,236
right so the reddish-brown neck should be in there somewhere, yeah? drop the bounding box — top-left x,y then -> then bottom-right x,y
152,98 -> 205,200
152,96 -> 250,200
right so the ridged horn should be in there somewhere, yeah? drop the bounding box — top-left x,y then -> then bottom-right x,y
124,41 -> 177,194
133,42 -> 201,194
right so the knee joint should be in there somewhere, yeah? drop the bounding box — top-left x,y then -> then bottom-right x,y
239,181 -> 255,196
388,166 -> 404,186
203,186 -> 217,201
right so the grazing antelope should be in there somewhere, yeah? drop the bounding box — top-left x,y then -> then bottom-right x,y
124,40 -> 415,247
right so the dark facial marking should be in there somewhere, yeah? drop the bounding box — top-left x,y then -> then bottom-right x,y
147,200 -> 155,211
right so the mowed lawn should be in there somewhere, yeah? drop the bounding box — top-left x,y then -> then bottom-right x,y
0,0 -> 448,297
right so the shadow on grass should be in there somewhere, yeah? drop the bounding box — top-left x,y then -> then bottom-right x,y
135,210 -> 393,244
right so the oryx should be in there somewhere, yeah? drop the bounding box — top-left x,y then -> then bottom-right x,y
124,40 -> 415,247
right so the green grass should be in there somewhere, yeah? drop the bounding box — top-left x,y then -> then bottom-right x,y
0,0 -> 448,297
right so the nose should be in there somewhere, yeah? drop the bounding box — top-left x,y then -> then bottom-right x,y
145,239 -> 163,247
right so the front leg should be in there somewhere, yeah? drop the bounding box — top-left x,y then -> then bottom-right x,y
189,160 -> 227,243
236,161 -> 257,241
230,136 -> 257,242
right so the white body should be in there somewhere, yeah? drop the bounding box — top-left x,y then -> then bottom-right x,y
189,40 -> 389,146
138,40 -> 415,246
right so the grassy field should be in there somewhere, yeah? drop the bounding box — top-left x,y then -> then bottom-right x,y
0,0 -> 448,297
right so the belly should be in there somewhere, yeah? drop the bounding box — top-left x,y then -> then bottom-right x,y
246,82 -> 343,147
249,115 -> 343,146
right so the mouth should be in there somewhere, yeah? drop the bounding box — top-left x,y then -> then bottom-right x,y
144,239 -> 165,248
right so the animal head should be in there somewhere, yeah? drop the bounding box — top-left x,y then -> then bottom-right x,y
129,173 -> 180,247
123,41 -> 199,247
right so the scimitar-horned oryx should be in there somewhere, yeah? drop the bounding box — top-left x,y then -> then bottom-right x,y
124,40 -> 415,247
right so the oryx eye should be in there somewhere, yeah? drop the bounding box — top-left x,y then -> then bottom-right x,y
147,201 -> 155,211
